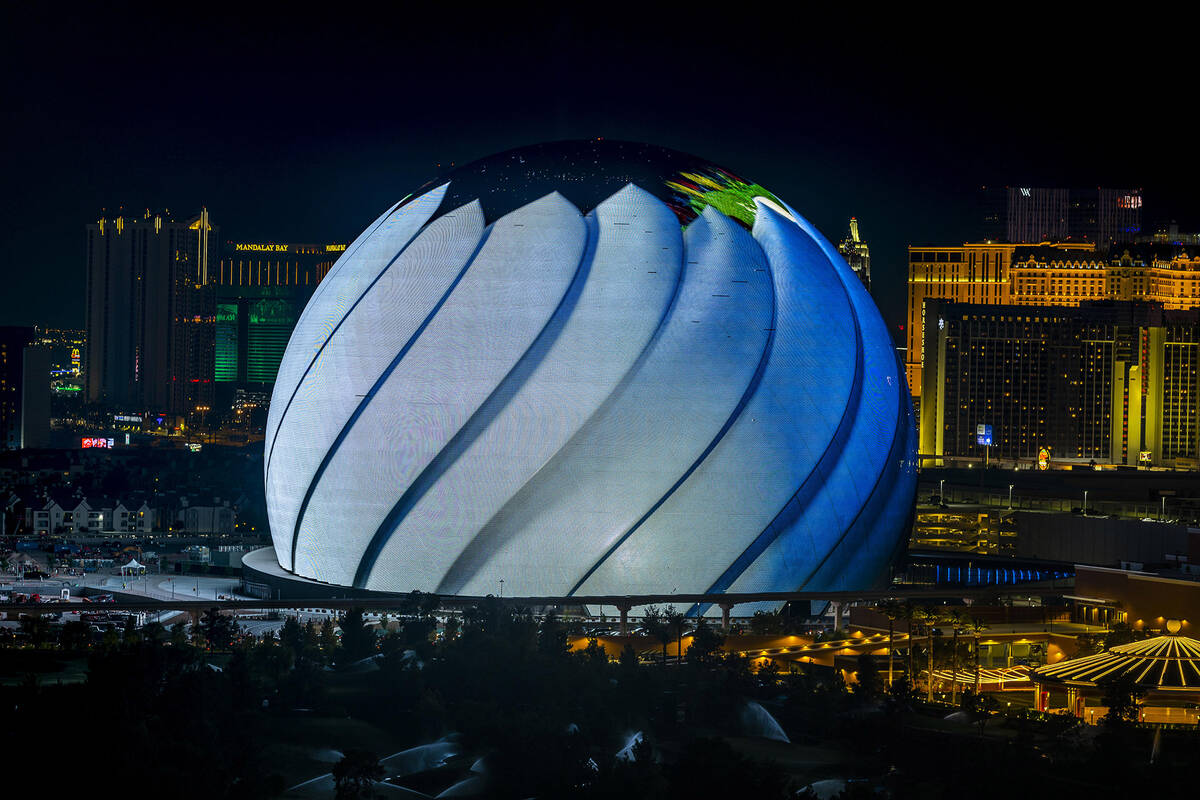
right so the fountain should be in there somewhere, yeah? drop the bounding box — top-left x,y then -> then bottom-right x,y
615,731 -> 644,762
381,738 -> 460,778
739,701 -> 790,742
435,775 -> 485,797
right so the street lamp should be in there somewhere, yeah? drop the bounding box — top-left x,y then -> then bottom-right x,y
1161,496 -> 1166,522
499,578 -> 504,598
1083,490 -> 1088,516
939,479 -> 945,503
1008,484 -> 1014,510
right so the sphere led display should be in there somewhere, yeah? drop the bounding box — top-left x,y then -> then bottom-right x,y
264,140 -> 916,601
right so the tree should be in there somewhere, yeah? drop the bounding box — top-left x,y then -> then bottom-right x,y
319,617 -> 339,663
966,615 -> 990,695
1100,673 -> 1144,728
339,608 -> 375,662
885,674 -> 917,714
911,606 -> 937,701
687,618 -> 726,665
1097,673 -> 1145,763
901,601 -> 917,691
943,607 -> 968,704
538,611 -> 570,656
303,618 -> 321,658
642,606 -> 671,665
853,652 -> 883,705
280,615 -> 303,658
961,689 -> 1000,735
60,619 -> 92,651
200,608 -> 239,651
619,643 -> 639,672
19,614 -> 49,647
580,636 -> 608,667
878,599 -> 903,687
664,607 -> 689,660
332,749 -> 384,799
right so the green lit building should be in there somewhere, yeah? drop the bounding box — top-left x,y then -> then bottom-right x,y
214,242 -> 346,390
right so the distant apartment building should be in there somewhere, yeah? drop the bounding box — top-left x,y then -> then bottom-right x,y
918,299 -> 1199,468
23,490 -> 158,535
85,209 -> 217,415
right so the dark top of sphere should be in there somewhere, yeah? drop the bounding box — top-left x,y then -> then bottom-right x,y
412,140 -> 779,228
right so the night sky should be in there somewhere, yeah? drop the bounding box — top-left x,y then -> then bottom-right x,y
3,8 -> 1196,334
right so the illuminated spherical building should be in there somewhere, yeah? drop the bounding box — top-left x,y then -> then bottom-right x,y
262,141 -> 916,602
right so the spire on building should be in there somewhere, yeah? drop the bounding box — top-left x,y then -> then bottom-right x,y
838,217 -> 871,291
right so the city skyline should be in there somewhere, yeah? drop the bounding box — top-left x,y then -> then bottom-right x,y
4,9 -> 1198,333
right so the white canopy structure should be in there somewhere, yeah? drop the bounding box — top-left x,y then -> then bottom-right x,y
119,559 -> 145,575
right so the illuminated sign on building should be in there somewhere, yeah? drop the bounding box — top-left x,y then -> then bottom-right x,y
1118,195 -> 1143,210
976,424 -> 993,446
1038,447 -> 1050,470
82,437 -> 115,449
232,243 -> 349,253
113,414 -> 143,423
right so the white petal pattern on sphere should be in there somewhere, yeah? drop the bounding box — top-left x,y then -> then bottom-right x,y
266,154 -> 916,600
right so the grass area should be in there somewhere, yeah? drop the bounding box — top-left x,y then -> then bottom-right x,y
722,736 -> 864,784
0,649 -> 89,686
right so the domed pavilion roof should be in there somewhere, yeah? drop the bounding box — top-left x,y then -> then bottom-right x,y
1032,632 -> 1200,693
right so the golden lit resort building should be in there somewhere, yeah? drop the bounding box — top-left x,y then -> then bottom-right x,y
906,244 -> 1200,397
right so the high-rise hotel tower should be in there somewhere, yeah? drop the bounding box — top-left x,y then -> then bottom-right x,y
85,209 -> 218,415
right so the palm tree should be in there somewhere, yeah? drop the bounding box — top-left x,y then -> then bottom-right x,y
878,599 -> 904,687
945,608 -> 968,705
642,606 -> 671,665
967,616 -> 990,695
912,606 -> 938,702
664,607 -> 689,660
902,601 -> 918,690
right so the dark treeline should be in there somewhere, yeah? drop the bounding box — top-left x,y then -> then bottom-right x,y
3,600 -> 1199,798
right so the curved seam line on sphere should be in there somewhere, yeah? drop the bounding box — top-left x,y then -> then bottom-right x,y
288,224 -> 495,573
432,200 -> 691,596
565,224 -> 777,598
353,209 -> 592,590
693,203 -> 906,611
791,368 -> 909,593
688,236 -> 865,616
264,196 -> 410,480
263,197 -> 406,467
864,398 -> 916,585
782,203 -> 913,593
287,192 -> 414,355
876,407 -> 918,576
265,194 -> 435,488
